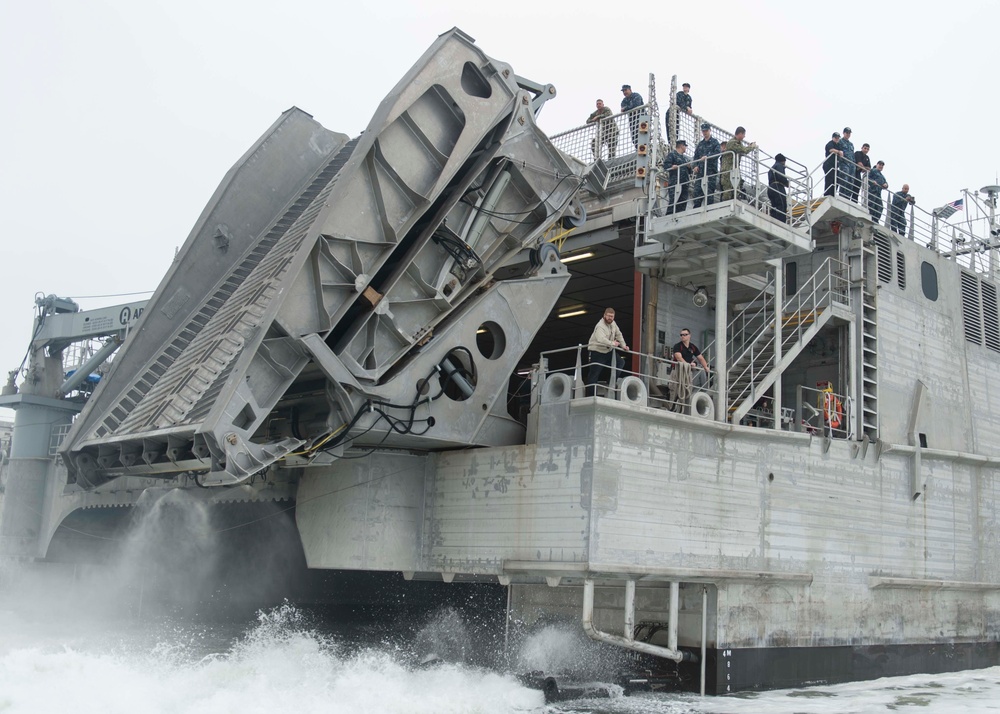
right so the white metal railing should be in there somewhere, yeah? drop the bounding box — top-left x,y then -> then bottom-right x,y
533,345 -> 712,413
653,148 -> 813,231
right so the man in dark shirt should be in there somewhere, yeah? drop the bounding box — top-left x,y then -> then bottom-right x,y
867,160 -> 888,223
890,184 -> 915,236
767,153 -> 790,223
663,139 -> 692,214
692,123 -> 722,207
672,328 -> 710,374
837,128 -> 857,201
621,84 -> 644,147
854,143 -> 872,199
672,82 -> 692,139
823,132 -> 841,197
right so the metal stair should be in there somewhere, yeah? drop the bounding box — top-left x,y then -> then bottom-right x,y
718,258 -> 853,423
860,235 -> 883,439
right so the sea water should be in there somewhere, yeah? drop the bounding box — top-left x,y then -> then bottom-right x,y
3,493 -> 1000,714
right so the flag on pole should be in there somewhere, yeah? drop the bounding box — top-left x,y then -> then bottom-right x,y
934,198 -> 964,220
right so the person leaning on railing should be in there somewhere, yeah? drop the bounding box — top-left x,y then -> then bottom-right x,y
586,307 -> 629,396
586,99 -> 618,161
890,185 -> 916,236
662,139 -> 692,214
692,123 -> 721,207
767,153 -> 789,223
620,84 -> 644,147
720,127 -> 756,201
868,161 -> 888,223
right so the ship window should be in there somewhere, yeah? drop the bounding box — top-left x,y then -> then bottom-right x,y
875,233 -> 892,283
896,253 -> 906,290
921,262 -> 938,301
983,282 -> 1000,353
961,272 -> 982,345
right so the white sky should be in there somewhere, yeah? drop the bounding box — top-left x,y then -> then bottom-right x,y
2,0 -> 998,409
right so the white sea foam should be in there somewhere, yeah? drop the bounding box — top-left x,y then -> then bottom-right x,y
0,602 -> 544,714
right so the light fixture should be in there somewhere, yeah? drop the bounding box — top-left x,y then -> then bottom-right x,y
558,308 -> 587,319
561,250 -> 595,264
693,286 -> 709,308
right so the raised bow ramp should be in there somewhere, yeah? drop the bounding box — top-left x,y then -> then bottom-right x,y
62,28 -> 586,488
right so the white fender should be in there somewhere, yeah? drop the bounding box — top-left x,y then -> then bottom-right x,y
690,391 -> 714,419
541,373 -> 573,404
618,376 -> 648,407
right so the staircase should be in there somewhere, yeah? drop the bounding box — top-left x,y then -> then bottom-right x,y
722,258 -> 852,423
860,237 -> 882,439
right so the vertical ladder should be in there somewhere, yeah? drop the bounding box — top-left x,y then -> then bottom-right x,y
860,243 -> 879,439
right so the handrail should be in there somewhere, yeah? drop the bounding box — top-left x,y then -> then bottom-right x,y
548,104 -> 652,189
534,344 -> 712,413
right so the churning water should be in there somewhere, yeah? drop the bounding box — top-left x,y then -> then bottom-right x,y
2,492 -> 1000,714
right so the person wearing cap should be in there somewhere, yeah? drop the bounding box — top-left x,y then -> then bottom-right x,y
767,153 -> 790,223
692,123 -> 721,207
854,143 -> 872,201
672,82 -> 692,139
837,127 -> 857,201
824,132 -> 843,197
663,139 -> 692,214
620,84 -> 644,147
586,99 -> 618,161
867,160 -> 888,223
720,126 -> 757,202
890,184 -> 916,236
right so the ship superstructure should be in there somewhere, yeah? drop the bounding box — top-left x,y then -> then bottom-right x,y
2,30 -> 999,695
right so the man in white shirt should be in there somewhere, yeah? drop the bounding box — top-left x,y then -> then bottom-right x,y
586,307 -> 629,395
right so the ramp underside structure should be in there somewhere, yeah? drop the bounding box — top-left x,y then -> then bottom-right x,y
62,29 -> 586,488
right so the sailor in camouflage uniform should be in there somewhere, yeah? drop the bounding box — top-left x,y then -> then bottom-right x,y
620,84 -> 644,147
720,126 -> 757,202
692,123 -> 721,207
867,160 -> 888,223
663,139 -> 692,214
837,127 -> 858,201
672,82 -> 692,139
586,99 -> 618,160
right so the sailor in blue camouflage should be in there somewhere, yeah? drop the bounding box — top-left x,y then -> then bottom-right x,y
620,84 -> 644,146
890,184 -> 915,236
867,161 -> 888,223
837,128 -> 858,201
692,123 -> 721,207
720,127 -> 756,201
663,140 -> 691,214
672,83 -> 692,138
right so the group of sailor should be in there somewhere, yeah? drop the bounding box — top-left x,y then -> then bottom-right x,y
584,80 -> 919,235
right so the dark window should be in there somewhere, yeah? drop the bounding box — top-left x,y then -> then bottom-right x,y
921,261 -> 938,301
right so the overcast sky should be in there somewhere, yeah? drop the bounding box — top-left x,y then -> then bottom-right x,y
2,0 -> 998,414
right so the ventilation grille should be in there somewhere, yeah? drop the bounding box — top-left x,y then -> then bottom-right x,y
875,233 -> 892,284
984,282 -> 1000,353
895,252 -> 906,290
961,271 -> 983,345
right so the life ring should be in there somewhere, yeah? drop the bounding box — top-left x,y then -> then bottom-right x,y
690,391 -> 714,419
618,376 -> 648,407
823,392 -> 843,430
541,373 -> 572,404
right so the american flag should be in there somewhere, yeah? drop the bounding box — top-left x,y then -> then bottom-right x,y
934,198 -> 964,219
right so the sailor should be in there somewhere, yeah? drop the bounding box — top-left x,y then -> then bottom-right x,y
823,132 -> 842,197
620,84 -> 644,147
890,184 -> 916,236
767,153 -> 790,223
837,128 -> 857,201
586,307 -> 629,396
586,99 -> 617,160
692,123 -> 721,207
855,143 -> 872,199
867,160 -> 888,223
672,82 -> 692,138
720,126 -> 757,202
662,139 -> 692,214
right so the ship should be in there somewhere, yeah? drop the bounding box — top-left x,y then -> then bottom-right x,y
2,27 -> 999,696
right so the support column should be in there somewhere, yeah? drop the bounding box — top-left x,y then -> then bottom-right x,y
715,243 -> 729,421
